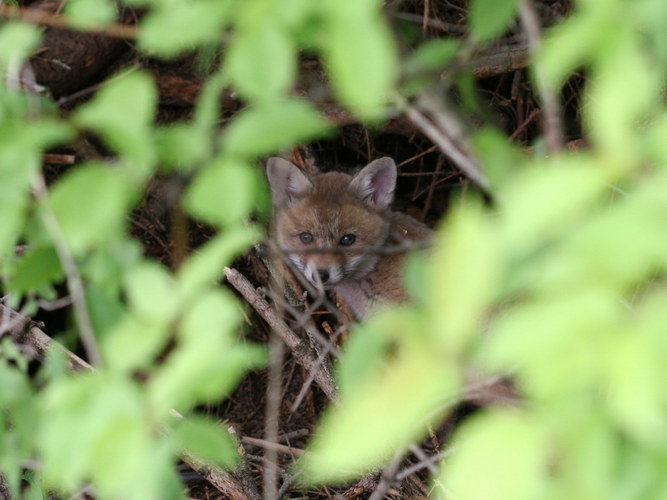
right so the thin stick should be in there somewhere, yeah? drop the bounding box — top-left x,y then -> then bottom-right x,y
368,451 -> 403,500
519,0 -> 563,152
399,95 -> 489,189
224,267 -> 338,402
242,436 -> 306,457
0,4 -> 138,39
263,333 -> 283,500
32,174 -> 102,367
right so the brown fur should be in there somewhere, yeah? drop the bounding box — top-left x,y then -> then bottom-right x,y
266,157 -> 432,319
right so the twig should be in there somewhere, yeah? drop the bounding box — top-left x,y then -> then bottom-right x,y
32,173 -> 102,367
0,4 -> 138,39
421,154 -> 444,220
398,92 -> 490,191
263,333 -> 283,500
469,42 -> 530,79
1,303 -> 92,372
392,11 -> 467,35
519,0 -> 563,152
180,450 -> 260,500
396,448 -> 454,481
224,267 -> 338,402
368,451 -> 404,500
242,436 -> 306,457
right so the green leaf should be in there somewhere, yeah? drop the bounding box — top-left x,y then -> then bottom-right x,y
8,246 -> 63,294
472,127 -> 526,189
221,99 -> 332,157
585,30 -> 661,165
300,341 -> 459,483
155,123 -> 210,170
74,70 -> 157,172
540,14 -> 601,88
184,158 -> 260,226
321,0 -> 397,117
149,340 -> 266,414
104,315 -> 172,373
405,39 -> 461,74
0,22 -> 42,70
40,374 -> 169,500
0,119 -> 73,254
427,199 -> 501,353
139,0 -> 232,57
179,288 -> 239,346
86,283 -> 125,334
172,416 -> 238,468
438,411 -> 548,500
535,180 -> 667,292
482,291 -> 620,400
604,334 -> 667,447
124,260 -> 177,322
336,307 -> 424,397
65,0 -> 117,27
501,156 -> 606,256
47,164 -> 135,255
177,226 -> 260,300
226,23 -> 296,101
469,0 -> 519,42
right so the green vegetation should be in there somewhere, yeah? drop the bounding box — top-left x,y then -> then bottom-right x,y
1,0 -> 667,498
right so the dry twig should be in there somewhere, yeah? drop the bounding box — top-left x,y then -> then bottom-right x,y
399,91 -> 490,191
519,0 -> 564,152
0,3 -> 137,39
224,267 -> 338,402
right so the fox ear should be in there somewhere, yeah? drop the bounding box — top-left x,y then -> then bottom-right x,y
266,157 -> 313,207
349,157 -> 397,210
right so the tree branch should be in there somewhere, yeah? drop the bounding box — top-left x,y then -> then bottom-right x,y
224,267 -> 338,402
519,0 -> 564,152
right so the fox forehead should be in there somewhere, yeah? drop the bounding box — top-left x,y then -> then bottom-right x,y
280,198 -> 375,237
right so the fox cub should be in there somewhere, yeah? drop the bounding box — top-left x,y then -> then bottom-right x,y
266,157 -> 432,320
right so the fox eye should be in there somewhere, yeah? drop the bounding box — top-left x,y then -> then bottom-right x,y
339,234 -> 356,246
299,232 -> 313,244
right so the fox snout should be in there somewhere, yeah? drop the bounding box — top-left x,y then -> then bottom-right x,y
290,252 -> 344,288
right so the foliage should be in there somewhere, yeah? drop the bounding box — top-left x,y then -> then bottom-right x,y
0,0 -> 666,499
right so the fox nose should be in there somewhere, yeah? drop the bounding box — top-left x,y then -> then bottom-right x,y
317,269 -> 330,283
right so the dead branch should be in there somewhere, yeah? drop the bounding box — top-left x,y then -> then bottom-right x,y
0,3 -> 137,39
399,91 -> 490,191
368,452 -> 404,500
1,303 -> 92,372
242,436 -> 306,457
263,333 -> 284,500
519,0 -> 564,152
224,267 -> 338,402
469,42 -> 530,79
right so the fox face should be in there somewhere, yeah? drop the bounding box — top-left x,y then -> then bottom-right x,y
266,157 -> 397,289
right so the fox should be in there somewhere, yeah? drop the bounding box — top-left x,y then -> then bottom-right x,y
266,156 -> 432,320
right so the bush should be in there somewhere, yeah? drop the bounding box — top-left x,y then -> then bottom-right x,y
1,0 -> 667,498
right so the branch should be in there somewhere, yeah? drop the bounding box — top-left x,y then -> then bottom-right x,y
519,0 -> 564,152
262,333 -> 284,500
0,4 -> 137,39
398,91 -> 491,191
32,173 -> 102,367
224,267 -> 338,402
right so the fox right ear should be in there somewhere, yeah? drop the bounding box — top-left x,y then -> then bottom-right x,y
266,157 -> 313,207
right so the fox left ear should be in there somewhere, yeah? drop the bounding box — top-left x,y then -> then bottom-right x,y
349,157 -> 397,210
